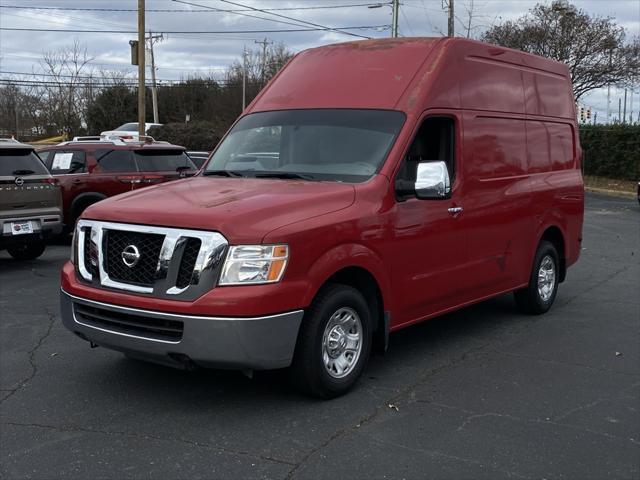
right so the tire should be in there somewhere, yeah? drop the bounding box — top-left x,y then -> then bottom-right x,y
290,284 -> 373,399
514,240 -> 559,315
7,241 -> 46,260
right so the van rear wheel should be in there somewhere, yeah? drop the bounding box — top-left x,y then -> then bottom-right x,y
514,240 -> 559,314
290,284 -> 372,399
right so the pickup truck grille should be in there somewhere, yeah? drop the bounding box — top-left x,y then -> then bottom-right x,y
105,230 -> 165,286
75,220 -> 228,301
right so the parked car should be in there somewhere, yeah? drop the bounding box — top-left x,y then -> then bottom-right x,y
100,122 -> 162,142
60,38 -> 584,398
186,151 -> 210,168
1,139 -> 62,259
37,137 -> 196,231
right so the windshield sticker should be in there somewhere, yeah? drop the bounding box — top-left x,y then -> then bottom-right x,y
51,152 -> 73,170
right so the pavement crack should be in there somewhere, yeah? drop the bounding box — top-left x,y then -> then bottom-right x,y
489,349 -> 640,377
2,421 -> 296,467
284,342 -> 493,479
367,436 -> 534,479
0,308 -> 57,406
558,264 -> 631,307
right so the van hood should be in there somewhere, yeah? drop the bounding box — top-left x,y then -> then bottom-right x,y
83,176 -> 356,243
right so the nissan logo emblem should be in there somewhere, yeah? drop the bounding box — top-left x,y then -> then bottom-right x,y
15,177 -> 24,186
121,244 -> 141,268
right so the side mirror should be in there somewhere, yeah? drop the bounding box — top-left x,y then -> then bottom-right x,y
415,161 -> 451,199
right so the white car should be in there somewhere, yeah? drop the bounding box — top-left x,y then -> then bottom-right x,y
100,122 -> 162,141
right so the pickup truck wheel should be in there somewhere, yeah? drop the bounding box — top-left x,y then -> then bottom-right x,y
7,241 -> 46,260
290,284 -> 372,399
514,240 -> 559,315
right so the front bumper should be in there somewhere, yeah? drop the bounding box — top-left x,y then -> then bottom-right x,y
60,289 -> 304,370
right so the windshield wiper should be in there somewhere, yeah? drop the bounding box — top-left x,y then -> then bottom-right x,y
254,172 -> 315,180
176,165 -> 192,172
12,169 -> 35,175
202,170 -> 245,177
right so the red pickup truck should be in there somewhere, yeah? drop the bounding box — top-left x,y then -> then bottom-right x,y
60,38 -> 584,398
38,138 -> 196,231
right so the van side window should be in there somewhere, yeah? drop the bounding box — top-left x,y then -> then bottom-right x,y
397,117 -> 455,185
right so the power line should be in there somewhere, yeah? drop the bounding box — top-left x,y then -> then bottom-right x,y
172,0 -> 329,31
215,0 -> 371,39
0,3 -> 383,13
0,78 -> 261,88
0,25 -> 387,34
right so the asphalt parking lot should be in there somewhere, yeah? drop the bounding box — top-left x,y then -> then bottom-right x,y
1,192 -> 638,480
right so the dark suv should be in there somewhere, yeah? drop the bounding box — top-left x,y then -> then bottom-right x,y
38,137 -> 196,230
0,139 -> 63,259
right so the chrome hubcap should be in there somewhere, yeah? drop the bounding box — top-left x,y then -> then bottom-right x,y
537,255 -> 556,302
322,307 -> 362,379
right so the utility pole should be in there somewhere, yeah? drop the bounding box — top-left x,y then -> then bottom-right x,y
242,46 -> 247,111
446,0 -> 454,37
147,32 -> 164,124
629,84 -> 634,124
622,88 -> 627,124
254,38 -> 272,86
606,48 -> 612,123
137,0 -> 145,138
391,0 -> 399,38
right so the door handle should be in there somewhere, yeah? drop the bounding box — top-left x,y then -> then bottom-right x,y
448,206 -> 464,215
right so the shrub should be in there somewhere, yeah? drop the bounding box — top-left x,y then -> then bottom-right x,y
148,121 -> 224,151
579,125 -> 639,180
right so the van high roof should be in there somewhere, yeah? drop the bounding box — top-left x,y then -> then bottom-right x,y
249,37 -> 574,120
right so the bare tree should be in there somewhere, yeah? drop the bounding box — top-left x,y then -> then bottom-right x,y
38,40 -> 95,136
482,0 -> 639,100
455,0 -> 496,39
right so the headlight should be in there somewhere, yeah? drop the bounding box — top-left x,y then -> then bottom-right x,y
219,245 -> 288,285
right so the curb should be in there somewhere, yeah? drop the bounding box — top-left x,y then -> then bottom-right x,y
584,186 -> 637,199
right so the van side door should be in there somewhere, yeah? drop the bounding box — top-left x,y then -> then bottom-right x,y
390,113 -> 472,326
460,113 -> 534,296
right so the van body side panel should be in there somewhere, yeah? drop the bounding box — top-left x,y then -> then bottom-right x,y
523,69 -> 575,119
461,113 -> 534,294
526,120 -> 584,268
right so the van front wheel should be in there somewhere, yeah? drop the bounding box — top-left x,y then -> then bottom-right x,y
290,284 -> 372,399
514,240 -> 559,315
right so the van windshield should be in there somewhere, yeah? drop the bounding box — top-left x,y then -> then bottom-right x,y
204,109 -> 405,183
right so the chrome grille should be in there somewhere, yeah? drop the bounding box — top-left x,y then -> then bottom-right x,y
75,220 -> 228,301
105,230 -> 164,286
176,238 -> 202,288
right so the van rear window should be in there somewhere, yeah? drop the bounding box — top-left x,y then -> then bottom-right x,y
0,149 -> 49,176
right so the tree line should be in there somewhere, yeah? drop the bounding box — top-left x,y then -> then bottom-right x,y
0,41 -> 292,142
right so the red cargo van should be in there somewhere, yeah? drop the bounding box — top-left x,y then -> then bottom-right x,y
60,38 -> 584,398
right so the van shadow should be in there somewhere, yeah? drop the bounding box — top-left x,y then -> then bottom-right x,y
84,293 -> 525,411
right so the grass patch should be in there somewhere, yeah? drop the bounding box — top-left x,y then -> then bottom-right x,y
584,175 -> 637,195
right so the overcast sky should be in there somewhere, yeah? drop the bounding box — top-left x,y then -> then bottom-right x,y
1,0 -> 639,124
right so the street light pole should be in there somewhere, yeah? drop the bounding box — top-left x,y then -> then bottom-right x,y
137,0 -> 145,138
